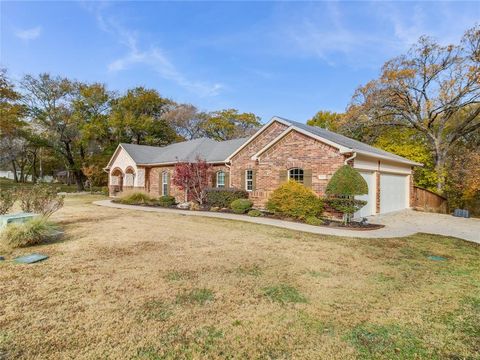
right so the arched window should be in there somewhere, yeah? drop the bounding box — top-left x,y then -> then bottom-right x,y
216,171 -> 225,188
162,171 -> 169,196
288,168 -> 304,183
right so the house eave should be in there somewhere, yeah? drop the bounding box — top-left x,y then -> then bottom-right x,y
344,149 -> 423,167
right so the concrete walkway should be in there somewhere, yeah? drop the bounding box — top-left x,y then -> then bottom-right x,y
93,200 -> 480,243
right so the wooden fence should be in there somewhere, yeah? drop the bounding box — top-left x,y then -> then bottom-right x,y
412,186 -> 448,214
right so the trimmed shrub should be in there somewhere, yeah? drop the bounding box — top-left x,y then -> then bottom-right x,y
230,199 -> 253,214
326,165 -> 368,196
156,196 -> 176,207
266,181 -> 323,220
17,184 -> 64,218
247,209 -> 262,217
305,216 -> 324,226
205,188 -> 248,208
326,165 -> 368,224
117,192 -> 156,205
0,188 -> 16,215
0,217 -> 59,248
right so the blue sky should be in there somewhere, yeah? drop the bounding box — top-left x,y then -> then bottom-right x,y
1,1 -> 479,123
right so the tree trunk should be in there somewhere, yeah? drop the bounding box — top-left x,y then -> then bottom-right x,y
433,144 -> 448,194
11,160 -> 18,182
64,141 -> 85,191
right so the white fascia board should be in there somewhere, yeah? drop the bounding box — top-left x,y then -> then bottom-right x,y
105,144 -> 123,169
346,149 -> 423,167
225,117 -> 291,161
252,125 -> 351,160
105,144 -> 139,171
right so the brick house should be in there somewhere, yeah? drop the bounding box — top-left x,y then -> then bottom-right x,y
105,116 -> 421,217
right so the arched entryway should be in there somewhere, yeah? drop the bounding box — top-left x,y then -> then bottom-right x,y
110,168 -> 124,194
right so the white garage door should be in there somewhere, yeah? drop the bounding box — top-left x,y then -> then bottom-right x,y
354,171 -> 376,218
380,173 -> 408,214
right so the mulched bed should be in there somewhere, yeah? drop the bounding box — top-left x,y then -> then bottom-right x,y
112,200 -> 384,231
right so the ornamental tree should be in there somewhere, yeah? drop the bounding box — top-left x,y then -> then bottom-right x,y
326,165 -> 368,224
172,157 -> 212,204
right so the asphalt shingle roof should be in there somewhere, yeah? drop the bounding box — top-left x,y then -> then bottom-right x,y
118,116 -> 420,166
277,117 -> 420,165
120,137 -> 249,165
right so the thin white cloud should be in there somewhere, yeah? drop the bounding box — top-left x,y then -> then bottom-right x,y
278,2 -> 478,67
15,26 -> 42,41
84,3 -> 223,97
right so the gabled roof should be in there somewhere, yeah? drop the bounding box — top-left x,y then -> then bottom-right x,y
245,116 -> 422,166
109,137 -> 249,167
107,116 -> 422,169
275,117 -> 422,165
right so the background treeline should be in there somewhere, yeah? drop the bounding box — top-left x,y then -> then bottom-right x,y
1,25 -> 479,213
308,26 -> 480,213
0,73 -> 261,190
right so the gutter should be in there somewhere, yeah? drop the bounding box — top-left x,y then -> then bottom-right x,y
225,162 -> 232,187
343,151 -> 357,165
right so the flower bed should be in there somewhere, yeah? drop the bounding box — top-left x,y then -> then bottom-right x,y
111,198 -> 383,230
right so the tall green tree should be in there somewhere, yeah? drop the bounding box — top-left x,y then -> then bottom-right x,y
109,87 -> 178,146
0,69 -> 30,182
307,111 -> 345,132
201,109 -> 261,141
346,25 -> 480,192
21,73 -> 88,190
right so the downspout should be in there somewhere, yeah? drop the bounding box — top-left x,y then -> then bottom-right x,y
344,151 -> 357,165
225,162 -> 232,187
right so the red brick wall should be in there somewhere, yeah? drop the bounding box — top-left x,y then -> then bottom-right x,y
147,164 -> 229,203
231,127 -> 346,208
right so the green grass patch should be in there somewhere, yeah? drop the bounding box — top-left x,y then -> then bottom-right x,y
263,284 -> 307,304
346,323 -> 433,359
441,295 -> 480,355
138,300 -> 173,321
236,264 -> 262,277
164,270 -> 193,282
133,326 -> 224,359
0,178 -> 101,193
296,311 -> 334,335
175,288 -> 214,305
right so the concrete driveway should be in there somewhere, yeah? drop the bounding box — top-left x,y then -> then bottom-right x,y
367,210 -> 480,243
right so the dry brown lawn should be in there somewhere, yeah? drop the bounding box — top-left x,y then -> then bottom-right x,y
1,195 -> 479,359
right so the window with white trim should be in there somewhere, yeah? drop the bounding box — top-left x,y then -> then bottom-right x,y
216,171 -> 225,188
288,168 -> 304,183
162,171 -> 169,196
246,170 -> 253,191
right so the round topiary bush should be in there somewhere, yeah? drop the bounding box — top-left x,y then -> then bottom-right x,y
266,181 -> 323,220
326,165 -> 368,196
326,165 -> 368,224
230,199 -> 253,214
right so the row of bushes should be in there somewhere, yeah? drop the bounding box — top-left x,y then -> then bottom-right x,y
0,184 -> 65,217
115,192 -> 176,207
114,165 -> 368,225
